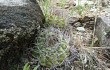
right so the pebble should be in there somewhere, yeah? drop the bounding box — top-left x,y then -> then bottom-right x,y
74,22 -> 82,27
76,27 -> 85,32
68,17 -> 79,24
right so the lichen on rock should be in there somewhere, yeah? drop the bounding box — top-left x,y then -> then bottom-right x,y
0,0 -> 45,69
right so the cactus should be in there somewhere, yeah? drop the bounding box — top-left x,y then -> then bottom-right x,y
34,27 -> 70,67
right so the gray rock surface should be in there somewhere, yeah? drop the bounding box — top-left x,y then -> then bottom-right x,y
95,16 -> 110,47
0,0 -> 45,49
76,27 -> 85,32
95,15 -> 110,68
0,0 -> 45,69
0,0 -> 27,6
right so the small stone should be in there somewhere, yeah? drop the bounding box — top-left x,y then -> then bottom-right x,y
74,22 -> 82,27
68,17 -> 79,25
76,27 -> 85,32
72,12 -> 81,18
90,8 -> 97,12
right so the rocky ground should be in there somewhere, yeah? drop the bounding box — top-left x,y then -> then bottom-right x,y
35,0 -> 110,70
37,0 -> 110,70
0,0 -> 110,70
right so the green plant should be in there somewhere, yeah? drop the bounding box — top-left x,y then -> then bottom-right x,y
39,0 -> 66,28
33,65 -> 39,70
56,0 -> 67,8
68,0 -> 93,18
23,63 -> 30,70
76,4 -> 91,17
23,63 -> 39,70
33,27 -> 70,68
45,13 -> 66,28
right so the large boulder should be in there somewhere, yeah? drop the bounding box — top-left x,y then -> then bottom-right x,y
0,0 -> 45,69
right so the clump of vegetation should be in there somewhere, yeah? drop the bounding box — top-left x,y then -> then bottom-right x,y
56,0 -> 67,8
33,27 -> 70,68
78,48 -> 107,70
22,0 -> 110,70
23,63 -> 39,70
70,1 -> 93,18
38,0 -> 66,28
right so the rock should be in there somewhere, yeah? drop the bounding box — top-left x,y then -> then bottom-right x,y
84,21 -> 94,30
90,8 -> 97,12
76,27 -> 85,32
101,0 -> 109,7
50,7 -> 69,21
68,17 -> 79,25
74,22 -> 82,27
95,16 -> 110,47
0,0 -> 45,69
64,0 -> 76,9
72,12 -> 81,18
95,9 -> 110,68
79,16 -> 95,23
0,0 -> 45,49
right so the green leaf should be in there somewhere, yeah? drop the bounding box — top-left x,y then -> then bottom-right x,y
33,65 -> 39,70
23,63 -> 30,70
